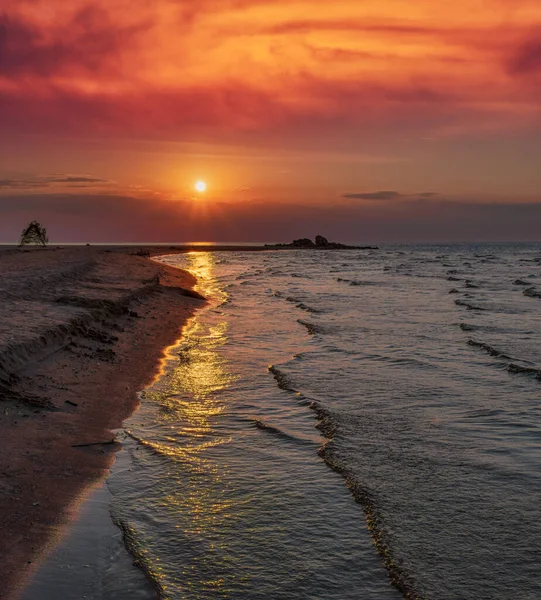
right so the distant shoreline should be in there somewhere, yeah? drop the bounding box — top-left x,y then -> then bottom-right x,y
0,242 -> 377,253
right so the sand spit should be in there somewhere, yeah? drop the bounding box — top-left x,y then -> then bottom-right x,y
0,247 -> 205,599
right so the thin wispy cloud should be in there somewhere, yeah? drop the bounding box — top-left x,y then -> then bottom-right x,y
0,174 -> 112,190
342,191 -> 440,201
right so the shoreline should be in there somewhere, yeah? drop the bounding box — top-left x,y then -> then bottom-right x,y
19,479 -> 158,600
0,247 -> 204,599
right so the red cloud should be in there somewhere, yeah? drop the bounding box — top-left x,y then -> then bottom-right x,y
509,32 -> 541,75
0,6 -> 148,76
0,0 -> 540,146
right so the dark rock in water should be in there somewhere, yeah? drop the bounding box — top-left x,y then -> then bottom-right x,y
524,287 -> 541,298
449,288 -> 460,294
514,279 -> 530,286
265,236 -> 377,250
292,238 -> 315,247
447,276 -> 461,281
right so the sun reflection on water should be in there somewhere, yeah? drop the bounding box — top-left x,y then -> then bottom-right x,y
182,251 -> 228,304
134,250 -> 243,596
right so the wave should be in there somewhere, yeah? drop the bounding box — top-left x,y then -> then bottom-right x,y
269,360 -> 431,598
268,364 -> 297,392
297,319 -> 326,335
111,515 -> 164,599
523,287 -> 541,299
455,299 -> 487,311
466,340 -> 541,380
271,291 -> 322,313
251,419 -> 313,446
123,429 -> 232,465
307,402 -> 424,599
253,418 -> 286,435
463,408 -> 507,419
336,278 -> 377,286
292,301 -> 321,313
507,364 -> 541,378
467,339 -> 513,360
349,280 -> 375,287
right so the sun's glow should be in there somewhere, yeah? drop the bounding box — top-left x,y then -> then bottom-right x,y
195,180 -> 207,193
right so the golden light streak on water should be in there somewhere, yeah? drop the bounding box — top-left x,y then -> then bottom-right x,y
137,250 -> 242,596
183,251 -> 228,303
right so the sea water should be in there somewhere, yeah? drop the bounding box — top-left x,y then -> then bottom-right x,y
109,245 -> 541,600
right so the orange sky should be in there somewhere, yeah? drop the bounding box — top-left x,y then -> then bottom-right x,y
1,0 -> 541,241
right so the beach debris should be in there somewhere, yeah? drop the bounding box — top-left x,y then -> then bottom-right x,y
65,400 -> 78,407
71,439 -> 117,448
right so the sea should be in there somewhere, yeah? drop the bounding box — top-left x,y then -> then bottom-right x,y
105,244 -> 541,600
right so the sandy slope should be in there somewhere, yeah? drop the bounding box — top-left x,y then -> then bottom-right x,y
0,247 -> 204,599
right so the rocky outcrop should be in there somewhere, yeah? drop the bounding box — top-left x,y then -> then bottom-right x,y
265,236 -> 377,250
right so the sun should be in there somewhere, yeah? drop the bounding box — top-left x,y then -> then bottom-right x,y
195,180 -> 207,193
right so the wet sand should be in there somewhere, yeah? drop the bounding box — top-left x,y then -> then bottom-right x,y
19,482 -> 157,600
0,246 -> 206,599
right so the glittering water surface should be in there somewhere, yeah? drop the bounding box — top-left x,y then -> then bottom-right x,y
110,245 -> 541,600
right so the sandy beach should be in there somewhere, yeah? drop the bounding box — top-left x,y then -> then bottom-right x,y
0,246 -> 206,599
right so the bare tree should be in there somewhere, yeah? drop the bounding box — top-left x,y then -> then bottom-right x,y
19,221 -> 49,247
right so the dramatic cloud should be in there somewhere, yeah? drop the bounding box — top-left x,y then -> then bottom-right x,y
0,0 -> 540,143
1,0 -> 541,243
508,33 -> 541,75
0,7 -> 147,76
